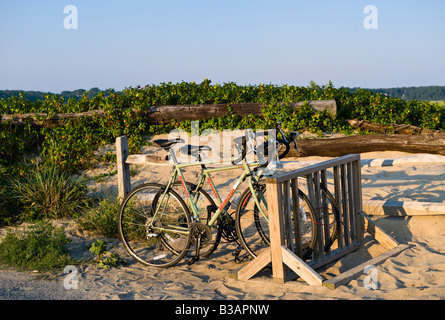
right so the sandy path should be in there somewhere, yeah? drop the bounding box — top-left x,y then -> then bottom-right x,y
1,143 -> 445,300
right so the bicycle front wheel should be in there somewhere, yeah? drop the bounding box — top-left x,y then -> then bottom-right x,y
235,183 -> 317,261
118,183 -> 191,268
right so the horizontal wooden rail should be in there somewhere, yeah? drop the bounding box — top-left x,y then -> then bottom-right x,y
1,100 -> 336,127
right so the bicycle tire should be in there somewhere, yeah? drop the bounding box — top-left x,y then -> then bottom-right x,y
297,177 -> 341,253
172,181 -> 222,258
118,183 -> 191,268
317,185 -> 341,252
234,182 -> 318,261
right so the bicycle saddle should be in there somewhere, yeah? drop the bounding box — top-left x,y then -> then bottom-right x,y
180,144 -> 211,155
153,138 -> 183,149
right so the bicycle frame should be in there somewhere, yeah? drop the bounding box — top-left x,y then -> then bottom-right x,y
158,148 -> 269,230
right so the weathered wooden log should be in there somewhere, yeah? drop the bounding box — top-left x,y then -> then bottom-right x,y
288,134 -> 445,158
146,100 -> 337,123
347,119 -> 445,137
0,109 -> 107,127
0,100 -> 337,127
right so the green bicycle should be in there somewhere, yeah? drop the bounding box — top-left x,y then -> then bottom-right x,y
118,127 -> 340,267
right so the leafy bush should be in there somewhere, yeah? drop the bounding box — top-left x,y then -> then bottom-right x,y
0,221 -> 73,271
89,239 -> 127,269
1,80 -> 444,174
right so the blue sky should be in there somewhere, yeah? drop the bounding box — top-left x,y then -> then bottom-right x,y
0,0 -> 444,92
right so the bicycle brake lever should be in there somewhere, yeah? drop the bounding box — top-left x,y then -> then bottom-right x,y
294,140 -> 302,153
290,132 -> 302,153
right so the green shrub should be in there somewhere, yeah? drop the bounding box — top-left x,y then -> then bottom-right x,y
0,181 -> 18,227
1,80 -> 445,174
0,221 -> 73,271
0,166 -> 24,226
11,165 -> 90,221
77,198 -> 120,238
89,239 -> 127,269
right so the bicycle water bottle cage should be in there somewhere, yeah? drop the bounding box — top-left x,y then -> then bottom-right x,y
152,138 -> 184,150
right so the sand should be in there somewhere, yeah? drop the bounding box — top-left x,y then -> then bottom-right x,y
1,137 -> 445,301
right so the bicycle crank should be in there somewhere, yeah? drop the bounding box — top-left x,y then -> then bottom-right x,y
188,222 -> 212,266
189,222 -> 212,246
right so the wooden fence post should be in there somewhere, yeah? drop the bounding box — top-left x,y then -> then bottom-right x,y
116,136 -> 131,199
267,181 -> 286,283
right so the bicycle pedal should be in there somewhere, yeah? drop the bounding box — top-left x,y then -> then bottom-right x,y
187,256 -> 199,266
233,245 -> 246,263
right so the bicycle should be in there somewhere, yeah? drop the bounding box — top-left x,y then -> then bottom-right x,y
118,132 -> 269,267
118,126 -> 340,267
234,124 -> 341,261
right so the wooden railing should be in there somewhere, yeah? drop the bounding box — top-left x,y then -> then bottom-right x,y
237,154 -> 409,289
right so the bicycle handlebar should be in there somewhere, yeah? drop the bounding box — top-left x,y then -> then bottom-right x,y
231,128 -> 278,166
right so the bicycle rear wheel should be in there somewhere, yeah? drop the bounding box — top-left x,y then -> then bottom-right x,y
235,183 -> 317,261
118,183 -> 191,267
318,185 -> 340,251
297,178 -> 341,253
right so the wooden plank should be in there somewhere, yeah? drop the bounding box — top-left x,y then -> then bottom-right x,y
125,154 -> 170,165
320,169 -> 331,255
352,158 -> 364,242
283,181 -> 294,252
281,246 -> 324,286
313,171 -> 324,261
116,136 -> 131,199
333,165 -> 343,250
267,182 -> 286,283
323,244 -> 410,289
305,174 -> 318,261
347,162 -> 356,242
309,243 -> 361,270
291,178 -> 303,258
340,163 -> 350,246
271,154 -> 361,183
361,212 -> 399,249
363,200 -> 445,216
237,249 -> 271,281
